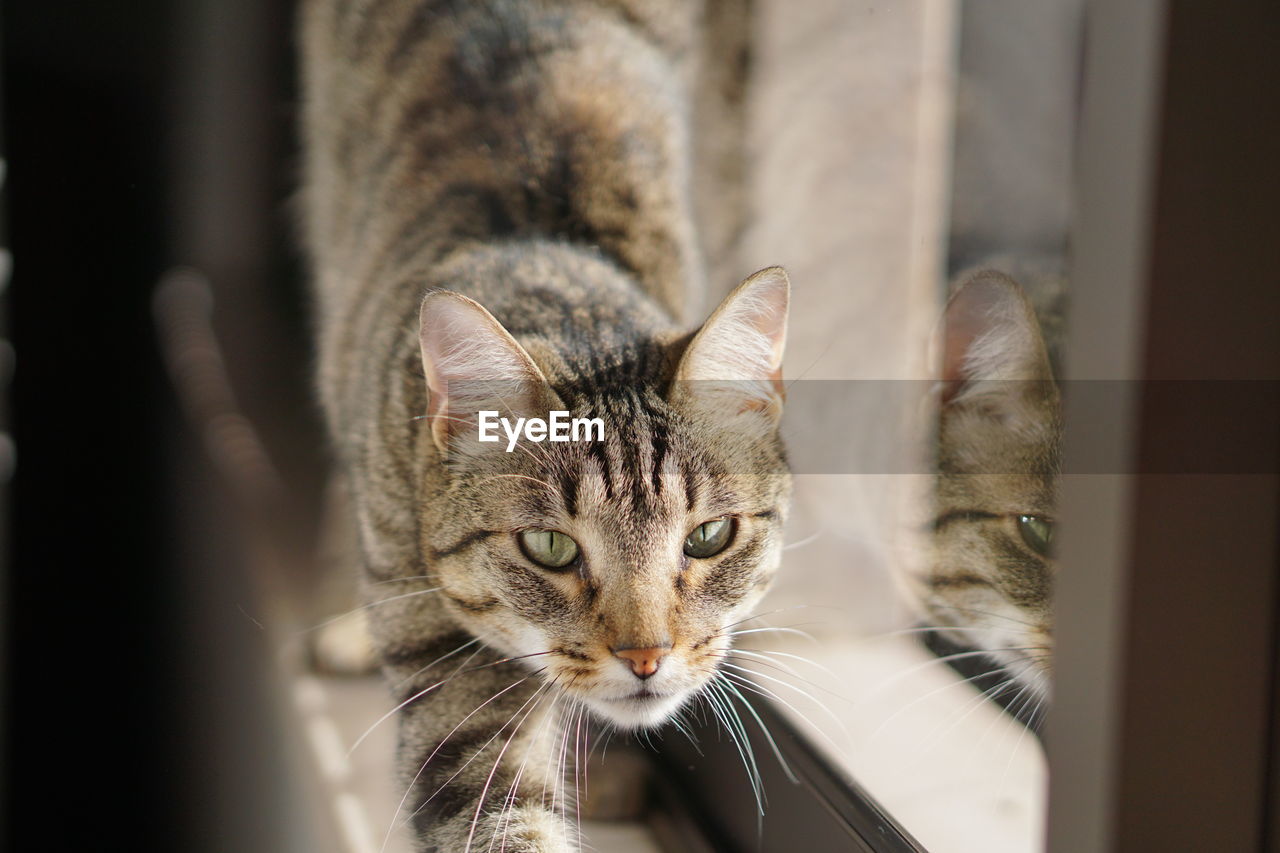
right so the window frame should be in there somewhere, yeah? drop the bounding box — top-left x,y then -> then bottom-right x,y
1048,0 -> 1280,850
651,698 -> 927,853
658,1 -> 1280,850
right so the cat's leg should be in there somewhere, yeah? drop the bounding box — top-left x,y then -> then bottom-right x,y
389,650 -> 578,852
312,606 -> 376,674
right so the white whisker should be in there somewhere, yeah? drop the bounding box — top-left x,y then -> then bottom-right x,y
720,668 -> 850,757
716,675 -> 798,784
782,526 -> 825,552
732,647 -> 839,680
477,473 -> 560,492
856,648 -> 1013,701
724,653 -> 847,702
916,677 -> 1019,756
720,604 -> 845,634
494,689 -> 561,853
703,681 -> 764,815
380,672 -> 540,853
464,682 -> 552,852
999,694 -> 1044,788
391,639 -> 482,692
356,643 -> 489,756
864,665 -> 1012,747
929,603 -> 1039,629
301,587 -> 442,635
727,626 -> 819,644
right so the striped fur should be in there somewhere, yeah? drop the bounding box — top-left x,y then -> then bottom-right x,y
299,1 -> 788,849
908,268 -> 1063,706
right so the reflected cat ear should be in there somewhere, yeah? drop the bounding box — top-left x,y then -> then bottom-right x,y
671,266 -> 790,422
939,270 -> 1055,409
418,291 -> 560,454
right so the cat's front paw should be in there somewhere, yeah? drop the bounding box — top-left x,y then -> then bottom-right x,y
309,609 -> 378,675
470,803 -> 578,853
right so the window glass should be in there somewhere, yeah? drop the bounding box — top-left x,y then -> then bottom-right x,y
731,2 -> 1082,850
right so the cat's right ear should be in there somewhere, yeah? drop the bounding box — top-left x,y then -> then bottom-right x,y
418,291 -> 559,455
938,270 -> 1056,415
670,266 -> 790,424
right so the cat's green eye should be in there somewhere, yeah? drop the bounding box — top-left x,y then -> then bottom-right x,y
518,529 -> 580,569
1018,515 -> 1054,556
684,518 -> 734,559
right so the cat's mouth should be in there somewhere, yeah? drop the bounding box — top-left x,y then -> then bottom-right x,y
587,687 -> 689,729
607,688 -> 666,702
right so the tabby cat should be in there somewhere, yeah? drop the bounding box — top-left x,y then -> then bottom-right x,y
299,1 -> 791,849
909,266 -> 1063,712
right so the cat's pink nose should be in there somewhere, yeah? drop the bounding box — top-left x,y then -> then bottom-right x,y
613,646 -> 670,680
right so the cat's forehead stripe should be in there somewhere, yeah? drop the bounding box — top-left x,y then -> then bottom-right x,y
557,463 -> 579,517
586,437 -> 615,500
550,383 -> 696,520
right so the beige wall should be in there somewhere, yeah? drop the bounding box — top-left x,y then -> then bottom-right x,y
744,0 -> 955,636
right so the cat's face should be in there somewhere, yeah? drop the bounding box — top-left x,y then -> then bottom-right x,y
426,401 -> 789,729
914,271 -> 1059,700
417,268 -> 791,729
928,406 -> 1059,698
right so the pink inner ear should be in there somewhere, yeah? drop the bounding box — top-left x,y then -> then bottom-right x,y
754,311 -> 787,386
744,269 -> 790,381
424,380 -> 447,425
942,308 -> 984,385
941,276 -> 1009,383
939,274 -> 1017,405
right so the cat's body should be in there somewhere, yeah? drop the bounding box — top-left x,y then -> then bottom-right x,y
300,1 -> 790,849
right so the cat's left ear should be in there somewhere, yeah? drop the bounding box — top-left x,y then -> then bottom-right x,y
670,266 -> 790,422
418,290 -> 562,455
937,269 -> 1057,416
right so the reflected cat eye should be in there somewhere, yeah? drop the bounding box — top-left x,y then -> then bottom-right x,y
684,518 -> 734,558
1017,515 -> 1054,556
518,529 -> 580,569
